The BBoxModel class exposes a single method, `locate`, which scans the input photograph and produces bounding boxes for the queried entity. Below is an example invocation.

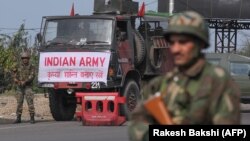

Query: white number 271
[91,82,100,89]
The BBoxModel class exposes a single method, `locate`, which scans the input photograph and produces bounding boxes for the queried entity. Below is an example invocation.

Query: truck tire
[121,80,140,119]
[133,30,145,66]
[149,47,163,70]
[48,89,76,121]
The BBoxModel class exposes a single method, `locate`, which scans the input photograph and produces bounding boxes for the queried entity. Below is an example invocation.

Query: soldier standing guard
[13,52,36,124]
[128,11,240,141]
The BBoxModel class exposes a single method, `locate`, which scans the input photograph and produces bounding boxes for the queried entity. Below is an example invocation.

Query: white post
[169,0,174,16]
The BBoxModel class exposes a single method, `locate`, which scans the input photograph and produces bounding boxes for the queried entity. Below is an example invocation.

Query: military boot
[30,114,35,124]
[13,115,21,124]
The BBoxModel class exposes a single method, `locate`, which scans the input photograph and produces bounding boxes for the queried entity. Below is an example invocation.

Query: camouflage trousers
[16,87,35,116]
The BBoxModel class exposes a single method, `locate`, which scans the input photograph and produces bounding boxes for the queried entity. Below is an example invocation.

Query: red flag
[138,2,145,17]
[70,3,75,16]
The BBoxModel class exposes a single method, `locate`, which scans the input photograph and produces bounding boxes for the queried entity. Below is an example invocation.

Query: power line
[145,0,157,6]
[0,32,17,35]
[0,27,40,31]
[177,0,197,11]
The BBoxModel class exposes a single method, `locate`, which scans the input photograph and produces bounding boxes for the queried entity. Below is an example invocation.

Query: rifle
[143,92,173,125]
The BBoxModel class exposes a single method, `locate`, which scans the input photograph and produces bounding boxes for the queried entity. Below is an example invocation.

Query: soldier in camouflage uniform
[128,11,240,141]
[13,52,36,124]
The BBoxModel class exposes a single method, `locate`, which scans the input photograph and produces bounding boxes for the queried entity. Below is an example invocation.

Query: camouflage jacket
[128,58,240,141]
[14,63,35,87]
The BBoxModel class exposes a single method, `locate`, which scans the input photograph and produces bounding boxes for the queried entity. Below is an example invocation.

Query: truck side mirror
[119,32,127,41]
[36,33,42,43]
[248,70,250,77]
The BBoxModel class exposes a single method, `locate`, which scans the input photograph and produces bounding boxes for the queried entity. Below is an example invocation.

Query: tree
[11,23,28,48]
[237,41,250,57]
[0,23,40,93]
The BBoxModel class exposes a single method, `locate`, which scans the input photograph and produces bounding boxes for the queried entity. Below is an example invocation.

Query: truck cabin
[40,16,115,48]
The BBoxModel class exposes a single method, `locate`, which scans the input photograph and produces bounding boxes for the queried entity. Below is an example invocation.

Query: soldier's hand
[17,81,22,86]
[17,81,25,86]
[14,79,19,83]
[20,81,25,86]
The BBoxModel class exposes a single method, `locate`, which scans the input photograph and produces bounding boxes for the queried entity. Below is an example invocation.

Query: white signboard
[38,52,111,83]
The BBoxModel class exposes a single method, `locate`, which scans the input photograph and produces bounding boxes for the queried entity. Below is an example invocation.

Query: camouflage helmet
[164,11,209,48]
[21,52,30,59]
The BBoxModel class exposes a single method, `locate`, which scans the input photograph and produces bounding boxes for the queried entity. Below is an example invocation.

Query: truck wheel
[121,80,140,119]
[149,47,163,70]
[48,89,76,121]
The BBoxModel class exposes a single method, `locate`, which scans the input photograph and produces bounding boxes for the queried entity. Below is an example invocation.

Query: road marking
[0,122,73,130]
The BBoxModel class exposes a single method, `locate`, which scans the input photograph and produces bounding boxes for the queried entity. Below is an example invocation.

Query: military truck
[205,53,250,103]
[37,0,174,121]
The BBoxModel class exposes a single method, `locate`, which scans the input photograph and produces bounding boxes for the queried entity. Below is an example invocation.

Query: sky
[0,0,249,52]
[0,0,157,45]
[0,0,156,31]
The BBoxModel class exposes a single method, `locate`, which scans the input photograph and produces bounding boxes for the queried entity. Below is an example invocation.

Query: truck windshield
[44,19,113,46]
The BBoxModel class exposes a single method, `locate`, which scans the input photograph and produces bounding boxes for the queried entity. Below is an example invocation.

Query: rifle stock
[143,94,173,125]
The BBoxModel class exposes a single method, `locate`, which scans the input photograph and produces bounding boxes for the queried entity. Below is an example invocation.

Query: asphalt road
[0,121,129,141]
[0,113,249,141]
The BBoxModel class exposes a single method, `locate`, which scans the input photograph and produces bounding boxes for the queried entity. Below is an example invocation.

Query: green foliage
[0,24,41,94]
[237,43,250,57]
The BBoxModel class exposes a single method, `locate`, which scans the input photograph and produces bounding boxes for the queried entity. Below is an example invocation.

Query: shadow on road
[0,118,54,125]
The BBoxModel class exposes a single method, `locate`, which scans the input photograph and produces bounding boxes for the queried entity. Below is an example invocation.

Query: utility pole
[169,0,174,15]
